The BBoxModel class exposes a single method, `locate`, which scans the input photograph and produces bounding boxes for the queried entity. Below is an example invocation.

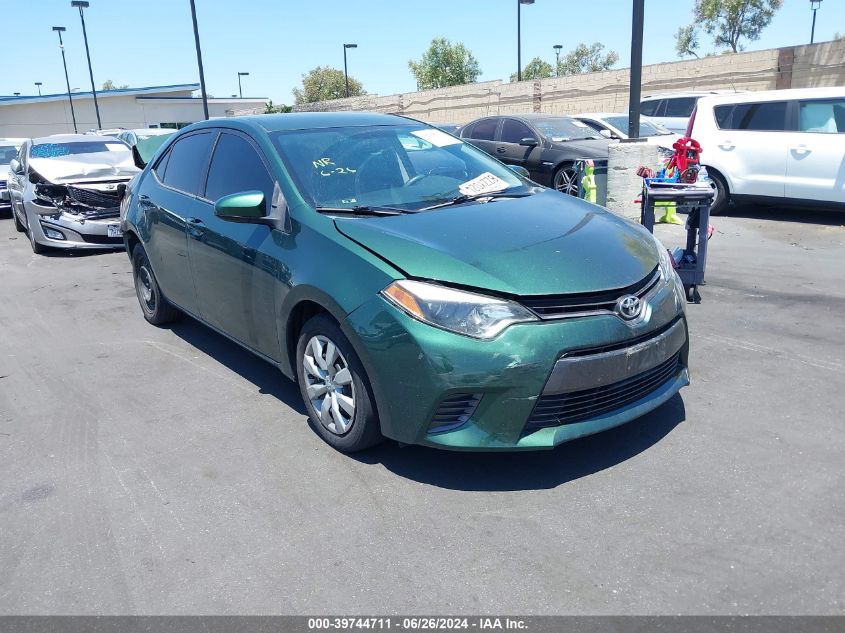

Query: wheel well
[704,166,729,192]
[286,300,334,377]
[124,230,140,257]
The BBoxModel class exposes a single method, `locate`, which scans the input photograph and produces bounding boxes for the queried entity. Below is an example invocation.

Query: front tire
[131,245,180,325]
[27,216,47,254]
[296,314,383,452]
[12,204,25,233]
[553,163,579,196]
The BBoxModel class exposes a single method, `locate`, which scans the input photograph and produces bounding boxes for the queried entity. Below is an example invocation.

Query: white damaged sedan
[7,134,140,253]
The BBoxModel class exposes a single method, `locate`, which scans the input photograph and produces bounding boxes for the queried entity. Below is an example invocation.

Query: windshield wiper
[315,205,407,217]
[417,191,533,212]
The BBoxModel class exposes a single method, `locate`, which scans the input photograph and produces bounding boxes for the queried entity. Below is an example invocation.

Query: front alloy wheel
[302,335,356,435]
[553,165,579,196]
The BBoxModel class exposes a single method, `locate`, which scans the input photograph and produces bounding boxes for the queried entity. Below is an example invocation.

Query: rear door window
[161,132,215,196]
[499,119,534,144]
[798,98,845,134]
[467,118,498,141]
[640,100,660,117]
[204,132,274,205]
[664,97,697,118]
[714,101,788,131]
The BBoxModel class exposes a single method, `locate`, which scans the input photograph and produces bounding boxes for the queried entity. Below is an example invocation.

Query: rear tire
[131,244,180,325]
[296,314,383,453]
[708,170,729,216]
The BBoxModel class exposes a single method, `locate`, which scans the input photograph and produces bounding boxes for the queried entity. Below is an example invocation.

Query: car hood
[29,151,140,184]
[334,190,659,296]
[548,138,611,158]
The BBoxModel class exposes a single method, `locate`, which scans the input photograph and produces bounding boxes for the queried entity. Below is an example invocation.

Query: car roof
[642,90,742,100]
[228,111,412,133]
[695,86,845,106]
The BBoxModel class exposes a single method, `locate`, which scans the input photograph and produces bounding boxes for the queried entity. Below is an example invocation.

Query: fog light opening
[40,224,66,241]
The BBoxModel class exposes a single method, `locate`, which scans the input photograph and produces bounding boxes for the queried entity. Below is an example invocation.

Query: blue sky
[2,0,842,104]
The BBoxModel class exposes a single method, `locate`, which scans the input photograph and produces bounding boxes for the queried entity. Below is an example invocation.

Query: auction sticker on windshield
[410,129,462,147]
[458,172,510,197]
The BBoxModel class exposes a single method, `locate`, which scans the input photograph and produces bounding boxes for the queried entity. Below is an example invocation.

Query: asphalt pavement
[0,204,843,615]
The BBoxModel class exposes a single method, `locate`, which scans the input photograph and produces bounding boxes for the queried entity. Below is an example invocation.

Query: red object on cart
[667,137,702,183]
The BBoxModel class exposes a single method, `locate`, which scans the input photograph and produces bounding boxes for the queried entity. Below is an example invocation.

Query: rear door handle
[187,217,205,239]
[496,146,507,154]
[717,141,735,150]
[791,145,811,155]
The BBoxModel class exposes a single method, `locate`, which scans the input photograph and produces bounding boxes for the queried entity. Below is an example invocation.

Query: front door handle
[790,145,811,155]
[496,146,507,154]
[718,141,735,150]
[187,217,205,240]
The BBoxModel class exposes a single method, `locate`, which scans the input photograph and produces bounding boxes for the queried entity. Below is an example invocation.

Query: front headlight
[382,279,537,340]
[654,236,675,282]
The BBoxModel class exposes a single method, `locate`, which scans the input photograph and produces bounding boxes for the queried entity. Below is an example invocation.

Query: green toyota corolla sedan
[121,112,689,453]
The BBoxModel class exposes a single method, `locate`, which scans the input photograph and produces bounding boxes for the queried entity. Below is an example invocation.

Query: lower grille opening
[429,393,481,434]
[80,234,124,245]
[524,353,681,432]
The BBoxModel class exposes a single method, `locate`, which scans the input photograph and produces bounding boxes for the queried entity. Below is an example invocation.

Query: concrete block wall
[294,40,845,123]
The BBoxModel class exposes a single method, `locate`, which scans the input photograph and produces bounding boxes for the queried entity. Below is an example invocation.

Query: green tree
[677,0,784,55]
[510,57,554,82]
[557,43,619,75]
[408,37,481,90]
[675,25,701,58]
[101,79,128,90]
[264,100,293,114]
[292,66,366,104]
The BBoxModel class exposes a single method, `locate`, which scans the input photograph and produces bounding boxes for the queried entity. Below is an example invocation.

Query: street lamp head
[71,1,90,8]
[519,0,535,5]
[810,0,822,8]
[344,43,358,49]
[238,72,249,76]
[553,44,563,51]
[52,26,66,32]
[35,82,42,86]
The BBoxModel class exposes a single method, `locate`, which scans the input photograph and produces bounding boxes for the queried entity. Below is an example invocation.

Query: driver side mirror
[509,165,531,178]
[519,137,539,147]
[9,159,22,175]
[215,190,267,223]
[599,129,620,139]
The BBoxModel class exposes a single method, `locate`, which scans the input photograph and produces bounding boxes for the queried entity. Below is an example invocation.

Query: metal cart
[640,181,714,303]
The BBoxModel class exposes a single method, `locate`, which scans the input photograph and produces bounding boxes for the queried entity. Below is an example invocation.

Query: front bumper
[26,202,125,250]
[344,273,689,451]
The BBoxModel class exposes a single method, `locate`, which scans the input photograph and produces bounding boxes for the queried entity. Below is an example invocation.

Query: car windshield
[0,146,19,164]
[271,124,530,212]
[604,116,672,137]
[30,141,130,158]
[532,118,603,142]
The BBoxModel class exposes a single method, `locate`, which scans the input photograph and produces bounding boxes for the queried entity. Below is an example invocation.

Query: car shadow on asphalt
[354,394,686,491]
[168,316,307,414]
[725,203,845,226]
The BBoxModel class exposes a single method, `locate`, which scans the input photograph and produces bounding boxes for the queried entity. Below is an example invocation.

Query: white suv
[689,87,845,214]
[640,91,740,134]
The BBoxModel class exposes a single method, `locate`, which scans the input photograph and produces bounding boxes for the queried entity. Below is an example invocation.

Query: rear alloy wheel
[553,164,579,196]
[131,245,180,325]
[296,314,382,452]
[708,170,729,216]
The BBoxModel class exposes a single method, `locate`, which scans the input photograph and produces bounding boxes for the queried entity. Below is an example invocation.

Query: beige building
[0,83,268,137]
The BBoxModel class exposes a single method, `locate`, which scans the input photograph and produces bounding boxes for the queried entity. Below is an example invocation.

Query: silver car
[7,134,140,254]
[0,139,24,209]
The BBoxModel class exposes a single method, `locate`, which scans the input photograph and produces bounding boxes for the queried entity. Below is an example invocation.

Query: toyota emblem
[615,294,641,320]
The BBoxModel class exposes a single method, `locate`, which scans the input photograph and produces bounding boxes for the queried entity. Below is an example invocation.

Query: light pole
[553,44,562,77]
[343,43,357,98]
[52,26,78,133]
[71,1,102,129]
[810,0,823,44]
[188,0,209,120]
[627,0,645,141]
[13,92,20,97]
[35,82,43,96]
[237,71,249,98]
[517,0,535,82]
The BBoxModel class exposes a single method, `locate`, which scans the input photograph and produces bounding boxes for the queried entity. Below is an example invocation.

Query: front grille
[519,266,660,318]
[429,393,481,434]
[524,352,681,432]
[80,234,124,245]
[67,186,121,208]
